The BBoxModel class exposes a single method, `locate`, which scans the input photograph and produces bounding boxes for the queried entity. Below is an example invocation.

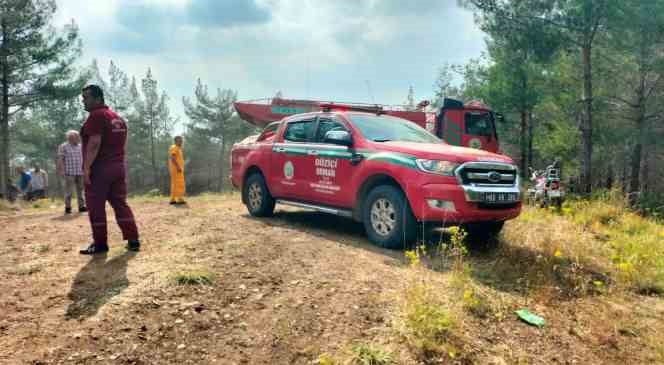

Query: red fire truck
[234,97,502,153]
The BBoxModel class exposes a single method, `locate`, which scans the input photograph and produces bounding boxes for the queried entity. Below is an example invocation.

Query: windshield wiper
[373,138,392,142]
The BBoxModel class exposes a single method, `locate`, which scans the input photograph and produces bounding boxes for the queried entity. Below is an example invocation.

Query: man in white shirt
[57,130,87,214]
[30,165,48,199]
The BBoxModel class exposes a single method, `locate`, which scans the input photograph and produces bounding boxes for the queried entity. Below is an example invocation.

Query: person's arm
[170,154,182,173]
[123,133,129,184]
[83,135,102,185]
[56,146,65,176]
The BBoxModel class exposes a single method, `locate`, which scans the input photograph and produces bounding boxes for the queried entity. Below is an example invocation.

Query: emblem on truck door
[284,161,294,180]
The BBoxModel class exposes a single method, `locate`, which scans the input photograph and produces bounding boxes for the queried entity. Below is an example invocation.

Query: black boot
[126,239,140,252]
[79,243,109,255]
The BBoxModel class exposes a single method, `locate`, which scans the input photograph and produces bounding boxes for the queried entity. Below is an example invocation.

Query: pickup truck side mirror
[494,112,505,123]
[324,130,352,147]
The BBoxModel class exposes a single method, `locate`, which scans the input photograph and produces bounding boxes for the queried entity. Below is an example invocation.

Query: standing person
[57,130,87,214]
[16,166,32,200]
[79,84,140,255]
[168,136,186,205]
[30,165,48,199]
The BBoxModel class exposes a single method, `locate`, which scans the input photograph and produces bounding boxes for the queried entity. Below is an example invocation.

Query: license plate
[482,192,519,203]
[549,191,561,197]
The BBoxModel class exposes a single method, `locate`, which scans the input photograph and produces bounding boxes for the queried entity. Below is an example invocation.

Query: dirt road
[0,195,661,364]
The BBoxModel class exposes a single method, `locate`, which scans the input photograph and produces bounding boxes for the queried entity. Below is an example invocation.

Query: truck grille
[456,162,518,187]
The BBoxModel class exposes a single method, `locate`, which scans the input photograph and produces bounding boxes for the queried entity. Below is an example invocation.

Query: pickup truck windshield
[349,114,441,143]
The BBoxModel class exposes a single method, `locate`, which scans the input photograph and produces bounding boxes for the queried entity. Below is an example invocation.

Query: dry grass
[0,199,14,212]
[13,263,42,276]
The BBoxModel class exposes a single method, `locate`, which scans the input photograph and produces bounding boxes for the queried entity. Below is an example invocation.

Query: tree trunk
[527,111,534,173]
[621,147,629,193]
[640,146,648,193]
[0,20,9,199]
[519,110,527,177]
[628,141,642,206]
[628,71,647,206]
[218,137,225,192]
[207,161,212,191]
[580,43,593,195]
[149,114,157,188]
[606,159,613,190]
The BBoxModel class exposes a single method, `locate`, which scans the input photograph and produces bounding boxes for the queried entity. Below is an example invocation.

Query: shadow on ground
[245,209,494,268]
[246,209,611,298]
[51,213,84,222]
[65,251,137,320]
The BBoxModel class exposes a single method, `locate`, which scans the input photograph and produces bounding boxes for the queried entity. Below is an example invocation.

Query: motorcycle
[527,165,564,208]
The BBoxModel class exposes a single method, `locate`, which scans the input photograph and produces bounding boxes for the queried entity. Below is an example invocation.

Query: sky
[53,0,487,126]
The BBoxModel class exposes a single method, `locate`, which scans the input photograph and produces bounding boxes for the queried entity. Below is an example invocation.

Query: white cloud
[54,0,487,128]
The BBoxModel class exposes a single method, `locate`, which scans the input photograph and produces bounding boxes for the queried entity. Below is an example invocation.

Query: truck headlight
[415,159,459,176]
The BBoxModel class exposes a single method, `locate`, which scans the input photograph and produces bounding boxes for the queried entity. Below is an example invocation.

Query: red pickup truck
[231,108,521,248]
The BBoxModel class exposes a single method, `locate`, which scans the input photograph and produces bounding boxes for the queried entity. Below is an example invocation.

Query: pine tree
[139,68,174,189]
[183,79,253,191]
[0,0,84,198]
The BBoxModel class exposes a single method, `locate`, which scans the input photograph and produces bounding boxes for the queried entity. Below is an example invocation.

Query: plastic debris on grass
[515,309,545,328]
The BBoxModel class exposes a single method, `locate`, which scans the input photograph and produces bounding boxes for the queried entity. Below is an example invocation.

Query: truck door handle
[275,147,286,153]
[351,153,363,165]
[307,150,319,156]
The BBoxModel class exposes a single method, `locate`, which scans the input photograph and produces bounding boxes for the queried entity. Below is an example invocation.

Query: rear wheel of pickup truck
[461,221,504,244]
[244,173,275,217]
[363,185,416,249]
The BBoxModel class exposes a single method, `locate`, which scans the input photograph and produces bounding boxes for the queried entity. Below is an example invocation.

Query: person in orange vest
[168,136,186,205]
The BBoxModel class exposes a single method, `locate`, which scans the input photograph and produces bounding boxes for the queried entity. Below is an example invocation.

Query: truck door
[462,111,499,153]
[437,109,465,147]
[305,117,355,207]
[271,118,316,200]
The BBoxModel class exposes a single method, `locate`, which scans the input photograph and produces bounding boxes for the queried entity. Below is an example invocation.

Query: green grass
[400,283,456,355]
[514,193,664,295]
[170,269,215,286]
[316,353,337,365]
[32,244,50,253]
[348,343,394,365]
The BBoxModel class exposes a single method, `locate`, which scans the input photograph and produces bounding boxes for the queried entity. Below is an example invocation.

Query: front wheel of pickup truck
[243,173,275,217]
[363,185,416,249]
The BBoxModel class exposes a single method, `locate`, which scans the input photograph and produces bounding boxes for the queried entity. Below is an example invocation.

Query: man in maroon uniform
[79,85,140,254]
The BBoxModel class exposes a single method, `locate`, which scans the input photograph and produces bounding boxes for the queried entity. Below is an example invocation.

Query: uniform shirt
[58,142,83,176]
[169,145,184,173]
[31,170,48,190]
[81,105,127,167]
